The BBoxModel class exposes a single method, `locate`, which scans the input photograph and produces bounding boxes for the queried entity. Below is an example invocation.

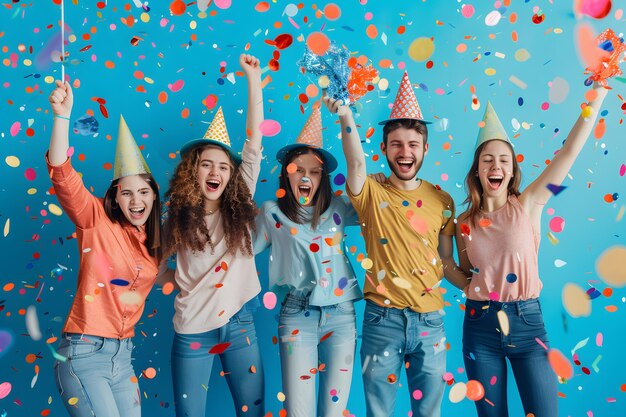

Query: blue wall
[1,1,624,415]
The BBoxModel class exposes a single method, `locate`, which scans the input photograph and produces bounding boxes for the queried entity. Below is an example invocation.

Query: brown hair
[277,147,332,230]
[163,144,257,259]
[103,173,162,261]
[463,140,522,225]
[382,119,429,146]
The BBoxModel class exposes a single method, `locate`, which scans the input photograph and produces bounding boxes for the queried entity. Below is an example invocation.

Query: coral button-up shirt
[47,156,159,339]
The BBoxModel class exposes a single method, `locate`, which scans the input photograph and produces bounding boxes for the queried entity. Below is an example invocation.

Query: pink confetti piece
[10,121,21,137]
[262,291,277,309]
[24,168,36,181]
[620,164,625,176]
[535,337,549,351]
[189,342,201,350]
[0,382,11,399]
[214,0,232,9]
[66,146,75,158]
[168,79,185,92]
[596,332,603,347]
[259,119,281,137]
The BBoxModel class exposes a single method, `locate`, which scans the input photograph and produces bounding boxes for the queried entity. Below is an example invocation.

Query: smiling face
[477,139,515,202]
[381,126,428,182]
[115,175,156,227]
[196,146,233,210]
[286,150,324,206]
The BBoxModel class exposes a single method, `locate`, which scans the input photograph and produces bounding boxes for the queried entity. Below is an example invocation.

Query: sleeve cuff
[45,152,74,181]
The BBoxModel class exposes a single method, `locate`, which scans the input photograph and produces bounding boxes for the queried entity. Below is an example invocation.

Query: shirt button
[503,305,508,309]
[131,288,136,291]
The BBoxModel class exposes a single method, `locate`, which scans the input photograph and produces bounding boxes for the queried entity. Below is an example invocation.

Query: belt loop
[516,301,522,316]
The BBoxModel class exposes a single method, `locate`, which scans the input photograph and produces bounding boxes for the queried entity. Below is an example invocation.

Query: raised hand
[321,93,350,117]
[48,80,73,117]
[240,53,261,79]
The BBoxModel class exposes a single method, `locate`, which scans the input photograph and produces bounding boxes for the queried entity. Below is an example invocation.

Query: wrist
[54,114,71,121]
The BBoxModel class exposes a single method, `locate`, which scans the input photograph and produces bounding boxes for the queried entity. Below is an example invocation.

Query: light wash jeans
[54,333,140,417]
[278,293,357,417]
[360,300,447,417]
[463,298,558,417]
[171,299,264,417]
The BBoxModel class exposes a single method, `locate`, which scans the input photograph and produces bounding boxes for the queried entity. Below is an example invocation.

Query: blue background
[1,0,625,416]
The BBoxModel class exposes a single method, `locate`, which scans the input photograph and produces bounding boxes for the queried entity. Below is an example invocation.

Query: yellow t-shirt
[348,177,455,312]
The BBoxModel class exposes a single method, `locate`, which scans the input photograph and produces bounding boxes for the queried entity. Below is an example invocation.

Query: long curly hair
[163,144,257,259]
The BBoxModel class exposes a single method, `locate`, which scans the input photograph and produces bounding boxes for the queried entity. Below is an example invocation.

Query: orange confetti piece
[306,32,330,56]
[548,348,573,380]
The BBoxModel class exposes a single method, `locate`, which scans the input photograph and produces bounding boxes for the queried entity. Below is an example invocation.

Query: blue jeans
[278,293,357,417]
[360,300,447,417]
[54,333,140,417]
[463,298,558,417]
[171,300,264,417]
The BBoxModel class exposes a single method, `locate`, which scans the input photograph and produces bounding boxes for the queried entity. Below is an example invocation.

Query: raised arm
[48,80,74,165]
[322,95,367,195]
[520,82,608,219]
[240,54,264,153]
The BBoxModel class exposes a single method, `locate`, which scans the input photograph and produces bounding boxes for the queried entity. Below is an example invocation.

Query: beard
[387,156,424,181]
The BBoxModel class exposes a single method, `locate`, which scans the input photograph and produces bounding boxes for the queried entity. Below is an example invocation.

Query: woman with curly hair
[161,54,265,417]
[254,103,362,417]
[455,81,608,417]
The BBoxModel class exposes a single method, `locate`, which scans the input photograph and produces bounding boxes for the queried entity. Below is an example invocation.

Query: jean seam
[68,356,97,416]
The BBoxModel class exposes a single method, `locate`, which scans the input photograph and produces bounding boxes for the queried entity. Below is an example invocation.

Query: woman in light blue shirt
[255,104,362,417]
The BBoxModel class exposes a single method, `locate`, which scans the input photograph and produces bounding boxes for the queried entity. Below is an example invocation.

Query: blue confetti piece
[442,209,452,218]
[73,115,99,136]
[333,173,346,186]
[402,200,409,207]
[338,277,348,290]
[586,288,602,300]
[333,212,342,225]
[546,183,567,196]
[110,278,130,286]
[506,273,517,283]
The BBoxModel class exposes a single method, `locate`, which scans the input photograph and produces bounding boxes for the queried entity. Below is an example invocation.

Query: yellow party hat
[180,106,240,164]
[475,101,511,149]
[113,115,151,180]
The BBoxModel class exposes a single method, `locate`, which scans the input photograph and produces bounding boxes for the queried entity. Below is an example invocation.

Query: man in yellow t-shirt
[323,71,467,417]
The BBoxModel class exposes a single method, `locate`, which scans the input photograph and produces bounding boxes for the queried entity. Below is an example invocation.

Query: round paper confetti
[448,381,467,403]
[408,37,435,62]
[0,382,12,399]
[562,283,591,317]
[548,348,573,380]
[263,291,277,309]
[596,245,626,287]
[259,120,281,137]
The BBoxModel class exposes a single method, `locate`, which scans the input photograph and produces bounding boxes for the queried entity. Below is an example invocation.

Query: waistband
[465,297,540,314]
[365,300,443,319]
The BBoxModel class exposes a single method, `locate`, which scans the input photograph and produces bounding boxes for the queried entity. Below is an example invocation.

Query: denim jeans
[278,293,357,417]
[54,333,140,417]
[171,300,265,417]
[463,298,558,417]
[360,300,447,417]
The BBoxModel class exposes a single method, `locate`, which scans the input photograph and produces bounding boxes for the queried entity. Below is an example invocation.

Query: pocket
[280,302,305,317]
[464,304,489,322]
[69,337,105,360]
[363,309,383,326]
[125,339,134,352]
[235,310,254,325]
[424,313,444,328]
[336,301,355,314]
[520,303,545,326]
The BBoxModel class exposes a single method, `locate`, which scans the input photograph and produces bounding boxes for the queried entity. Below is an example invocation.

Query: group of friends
[46,53,609,417]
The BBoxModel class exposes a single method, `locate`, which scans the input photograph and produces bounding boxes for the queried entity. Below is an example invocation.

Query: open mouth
[129,207,145,218]
[487,175,504,190]
[396,159,415,173]
[298,185,311,198]
[206,179,221,192]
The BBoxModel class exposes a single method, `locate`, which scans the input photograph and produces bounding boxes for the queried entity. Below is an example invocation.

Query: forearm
[245,75,264,152]
[338,110,366,192]
[442,257,470,290]
[48,118,71,166]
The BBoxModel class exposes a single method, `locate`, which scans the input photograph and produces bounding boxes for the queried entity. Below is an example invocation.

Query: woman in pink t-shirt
[455,81,608,417]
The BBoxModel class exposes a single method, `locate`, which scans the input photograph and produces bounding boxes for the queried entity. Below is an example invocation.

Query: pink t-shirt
[458,195,543,302]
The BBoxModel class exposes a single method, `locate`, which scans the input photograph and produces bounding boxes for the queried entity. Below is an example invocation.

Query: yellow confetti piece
[361,258,373,270]
[84,294,94,302]
[408,37,435,62]
[484,68,497,76]
[68,397,79,406]
[277,392,286,402]
[392,277,412,289]
[596,245,626,287]
[3,218,9,237]
[497,310,510,336]
[5,156,20,167]
[562,283,591,317]
[48,203,63,216]
[27,188,37,195]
